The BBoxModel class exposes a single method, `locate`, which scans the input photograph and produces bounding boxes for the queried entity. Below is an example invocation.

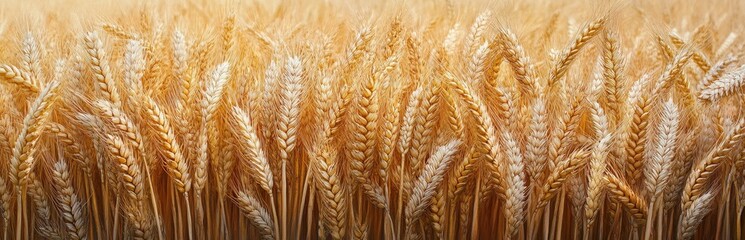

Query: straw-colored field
[0,0,743,239]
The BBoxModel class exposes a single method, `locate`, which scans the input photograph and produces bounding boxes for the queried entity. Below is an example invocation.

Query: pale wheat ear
[678,190,716,240]
[405,140,460,233]
[699,64,745,101]
[231,106,273,195]
[585,101,611,230]
[51,160,88,240]
[234,190,275,240]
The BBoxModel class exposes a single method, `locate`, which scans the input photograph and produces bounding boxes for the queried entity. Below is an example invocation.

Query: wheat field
[0,0,744,239]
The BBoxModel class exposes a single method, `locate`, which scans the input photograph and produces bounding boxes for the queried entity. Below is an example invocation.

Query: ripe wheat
[0,0,744,239]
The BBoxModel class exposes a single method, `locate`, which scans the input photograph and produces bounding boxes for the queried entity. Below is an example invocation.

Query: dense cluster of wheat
[1,0,744,239]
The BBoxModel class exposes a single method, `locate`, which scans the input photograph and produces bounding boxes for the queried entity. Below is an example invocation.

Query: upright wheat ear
[526,96,548,184]
[123,39,146,109]
[601,31,624,123]
[20,32,41,84]
[85,31,121,106]
[624,91,651,187]
[644,99,678,200]
[585,101,611,229]
[277,56,302,161]
[9,81,60,188]
[202,62,231,195]
[142,96,191,193]
[51,160,88,240]
[313,143,347,240]
[348,61,386,208]
[500,130,527,238]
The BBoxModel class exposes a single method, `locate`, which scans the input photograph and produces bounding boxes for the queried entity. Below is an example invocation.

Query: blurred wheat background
[0,0,744,239]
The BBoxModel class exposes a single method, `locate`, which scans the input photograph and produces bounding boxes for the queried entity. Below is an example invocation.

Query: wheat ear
[20,32,41,85]
[644,99,678,199]
[235,191,275,240]
[142,96,191,193]
[380,94,402,183]
[46,122,92,177]
[699,64,745,101]
[500,130,527,238]
[463,11,491,57]
[678,191,716,240]
[231,106,274,195]
[405,140,460,227]
[104,134,146,205]
[585,101,611,229]
[605,174,648,222]
[27,174,63,239]
[9,81,60,187]
[202,62,231,194]
[624,92,651,186]
[498,27,536,94]
[84,31,121,106]
[548,17,606,87]
[681,119,745,210]
[51,160,88,240]
[348,63,387,208]
[698,54,737,91]
[0,64,39,93]
[445,73,504,195]
[601,31,624,123]
[534,149,590,214]
[313,143,348,240]
[409,82,440,174]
